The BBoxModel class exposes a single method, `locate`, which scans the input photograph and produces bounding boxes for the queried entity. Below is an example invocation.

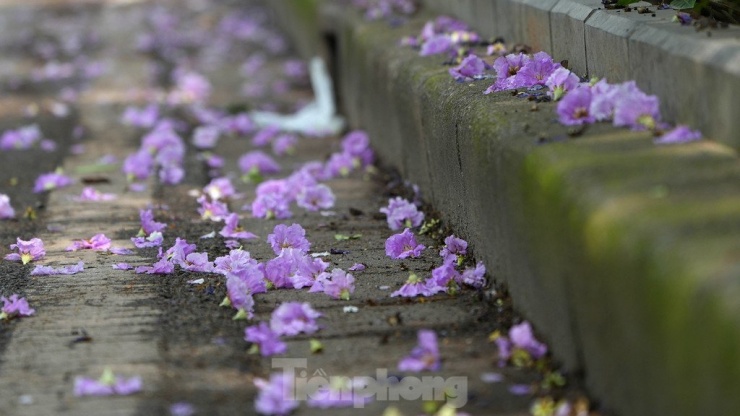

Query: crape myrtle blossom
[429,257,461,293]
[485,52,560,94]
[495,321,548,366]
[252,125,280,147]
[556,86,595,126]
[0,124,42,150]
[66,233,112,252]
[132,231,164,248]
[254,373,299,416]
[181,252,214,273]
[213,248,260,276]
[220,213,258,240]
[391,273,437,298]
[75,186,117,202]
[223,275,256,320]
[267,223,311,255]
[249,179,293,219]
[271,133,298,156]
[385,228,425,259]
[545,66,580,101]
[0,294,35,320]
[439,234,467,264]
[239,150,281,182]
[203,176,237,201]
[264,248,322,289]
[380,197,424,230]
[121,104,159,128]
[138,208,167,236]
[244,322,287,357]
[398,329,441,372]
[220,112,255,135]
[74,368,142,397]
[168,70,211,105]
[0,194,15,219]
[191,125,221,149]
[654,125,702,145]
[33,170,73,193]
[270,301,321,336]
[449,54,489,82]
[296,184,335,212]
[197,195,230,222]
[5,237,45,264]
[461,261,487,289]
[321,268,355,300]
[31,261,84,276]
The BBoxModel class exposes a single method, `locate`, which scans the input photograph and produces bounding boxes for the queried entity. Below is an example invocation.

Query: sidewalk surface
[0,1,596,415]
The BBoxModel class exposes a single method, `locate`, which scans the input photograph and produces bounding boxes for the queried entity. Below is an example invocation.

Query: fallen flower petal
[30,261,84,276]
[0,294,35,320]
[398,329,441,372]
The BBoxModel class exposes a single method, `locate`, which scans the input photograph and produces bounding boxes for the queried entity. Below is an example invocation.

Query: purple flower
[348,263,366,272]
[272,134,298,156]
[461,261,486,288]
[113,263,133,270]
[135,257,175,275]
[191,125,221,149]
[0,294,35,319]
[0,194,15,219]
[239,150,281,180]
[379,197,424,230]
[30,261,84,276]
[252,125,280,147]
[324,152,356,178]
[385,228,425,259]
[307,379,372,408]
[163,238,197,266]
[219,213,258,240]
[197,195,230,222]
[139,209,167,236]
[33,170,73,193]
[221,113,255,135]
[73,368,142,397]
[123,149,154,181]
[297,184,336,212]
[254,373,298,416]
[132,231,164,248]
[224,275,256,319]
[449,54,488,81]
[322,268,355,300]
[484,53,531,94]
[612,84,661,130]
[66,233,112,252]
[545,67,580,101]
[420,34,453,56]
[439,234,468,263]
[557,86,595,126]
[675,11,692,25]
[341,130,370,156]
[214,249,258,275]
[203,177,237,201]
[654,125,702,145]
[509,321,548,360]
[0,124,42,150]
[270,301,322,336]
[75,186,117,202]
[181,252,214,273]
[391,273,435,297]
[121,104,159,128]
[430,257,461,289]
[5,237,45,264]
[245,322,287,356]
[516,51,560,86]
[398,329,441,372]
[267,223,311,255]
[169,402,196,416]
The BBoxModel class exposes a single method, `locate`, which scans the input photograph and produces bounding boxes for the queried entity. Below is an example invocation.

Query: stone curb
[423,0,740,151]
[269,2,740,416]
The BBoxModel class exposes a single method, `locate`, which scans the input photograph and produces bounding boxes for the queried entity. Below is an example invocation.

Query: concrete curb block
[421,0,740,151]
[270,3,740,416]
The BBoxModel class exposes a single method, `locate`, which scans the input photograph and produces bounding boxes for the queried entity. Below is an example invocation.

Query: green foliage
[670,0,697,9]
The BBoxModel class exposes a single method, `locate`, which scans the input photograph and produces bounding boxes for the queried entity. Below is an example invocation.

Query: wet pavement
[0,1,597,415]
